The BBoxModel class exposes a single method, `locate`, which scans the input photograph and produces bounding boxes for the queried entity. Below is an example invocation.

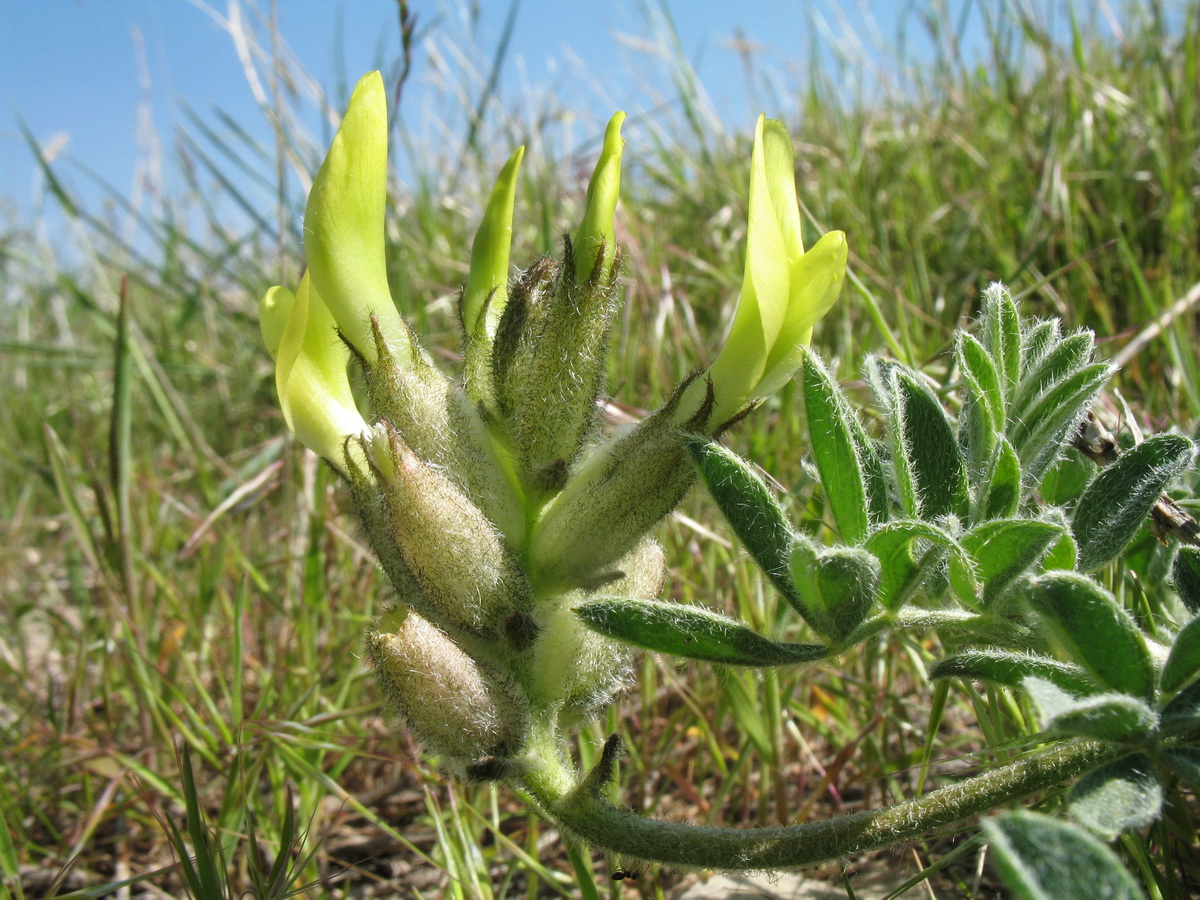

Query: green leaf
[172,743,225,900]
[723,672,772,757]
[865,520,975,610]
[1041,515,1079,570]
[1162,677,1200,725]
[1011,331,1094,414]
[957,332,1003,483]
[0,799,20,900]
[788,536,880,643]
[981,283,1022,397]
[1072,434,1195,572]
[862,353,898,410]
[962,519,1064,605]
[1039,451,1096,505]
[1162,748,1200,790]
[574,598,827,667]
[958,332,1004,429]
[800,352,872,544]
[893,606,1036,646]
[983,811,1146,900]
[1070,753,1163,839]
[892,370,971,520]
[1011,362,1112,485]
[1161,614,1200,694]
[928,650,1096,696]
[689,439,796,602]
[1020,319,1061,371]
[1026,572,1155,700]
[981,436,1023,521]
[1044,692,1158,743]
[1171,546,1200,614]
[852,430,891,526]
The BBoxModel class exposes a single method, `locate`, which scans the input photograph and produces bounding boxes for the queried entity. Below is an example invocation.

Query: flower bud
[343,459,428,606]
[530,592,632,720]
[604,537,667,599]
[528,538,664,716]
[530,381,710,589]
[491,258,557,407]
[267,272,367,475]
[458,144,525,362]
[368,607,528,761]
[484,117,627,487]
[572,112,625,282]
[492,255,619,488]
[365,423,533,638]
[304,71,409,367]
[505,257,623,487]
[358,317,522,542]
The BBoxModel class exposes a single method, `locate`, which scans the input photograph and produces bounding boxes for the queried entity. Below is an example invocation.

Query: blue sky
[0,2,947,210]
[0,0,1110,233]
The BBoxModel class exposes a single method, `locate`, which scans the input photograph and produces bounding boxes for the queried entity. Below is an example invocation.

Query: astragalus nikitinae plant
[256,69,850,862]
[257,69,1200,885]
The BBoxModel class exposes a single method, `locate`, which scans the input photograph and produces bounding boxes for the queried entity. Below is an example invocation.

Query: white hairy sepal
[490,256,625,491]
[364,422,533,638]
[367,607,528,761]
[529,594,631,718]
[359,317,523,542]
[503,253,621,485]
[528,539,666,719]
[529,385,708,591]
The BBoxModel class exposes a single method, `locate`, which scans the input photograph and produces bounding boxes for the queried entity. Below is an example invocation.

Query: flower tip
[572,112,626,280]
[462,145,527,337]
[603,111,626,147]
[352,70,385,102]
[809,229,850,274]
[303,65,401,366]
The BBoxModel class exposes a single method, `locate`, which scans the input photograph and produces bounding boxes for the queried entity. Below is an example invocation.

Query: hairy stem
[519,738,1122,870]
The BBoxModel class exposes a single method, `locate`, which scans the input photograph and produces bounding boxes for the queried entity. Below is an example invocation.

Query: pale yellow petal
[304,71,405,365]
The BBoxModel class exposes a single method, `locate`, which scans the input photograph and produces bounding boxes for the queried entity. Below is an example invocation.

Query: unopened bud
[368,607,528,761]
[258,285,294,359]
[504,246,622,485]
[483,118,628,487]
[361,318,524,542]
[529,592,632,721]
[602,537,668,598]
[343,459,428,606]
[530,381,710,589]
[462,146,525,393]
[572,112,625,282]
[365,423,532,637]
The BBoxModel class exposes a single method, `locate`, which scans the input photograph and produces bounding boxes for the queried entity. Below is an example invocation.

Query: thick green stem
[519,739,1122,870]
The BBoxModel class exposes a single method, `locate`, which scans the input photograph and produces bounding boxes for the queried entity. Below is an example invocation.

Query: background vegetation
[2,1,1198,897]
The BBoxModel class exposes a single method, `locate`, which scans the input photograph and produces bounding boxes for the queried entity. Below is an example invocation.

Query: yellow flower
[264,271,366,475]
[683,115,848,425]
[302,71,409,366]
